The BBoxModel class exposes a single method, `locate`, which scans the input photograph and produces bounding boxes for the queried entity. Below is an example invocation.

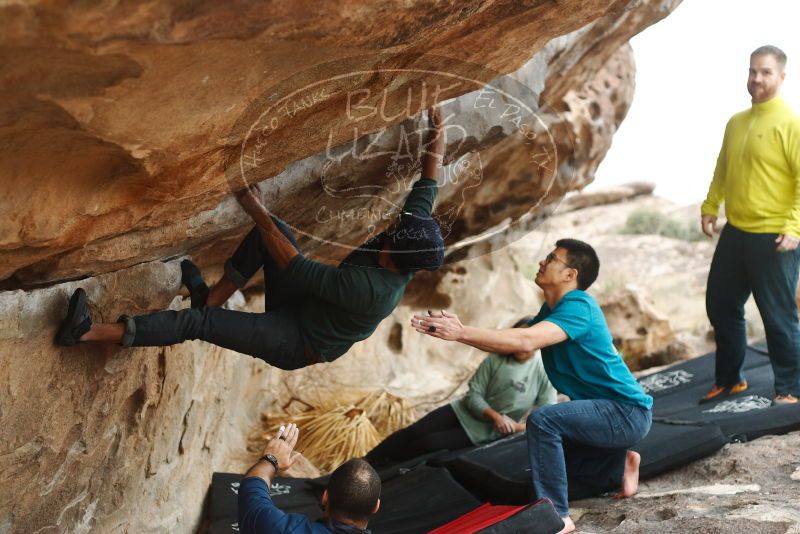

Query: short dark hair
[751,45,787,69]
[555,238,599,290]
[388,213,445,273]
[327,459,381,522]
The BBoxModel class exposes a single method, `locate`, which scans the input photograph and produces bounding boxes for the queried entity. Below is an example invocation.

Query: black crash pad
[307,450,447,490]
[475,500,564,534]
[443,420,731,505]
[638,342,800,442]
[208,465,480,534]
[429,500,563,534]
[369,465,482,533]
[440,342,800,506]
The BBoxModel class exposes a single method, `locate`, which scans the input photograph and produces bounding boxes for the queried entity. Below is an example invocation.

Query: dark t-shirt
[284,178,438,361]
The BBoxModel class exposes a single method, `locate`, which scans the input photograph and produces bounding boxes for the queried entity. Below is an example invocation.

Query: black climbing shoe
[181,259,209,308]
[55,288,92,346]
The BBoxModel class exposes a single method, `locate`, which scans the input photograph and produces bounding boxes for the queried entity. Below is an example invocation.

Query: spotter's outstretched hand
[411,309,463,341]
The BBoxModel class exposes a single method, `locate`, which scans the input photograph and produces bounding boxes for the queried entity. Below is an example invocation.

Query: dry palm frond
[358,390,417,435]
[251,389,416,473]
[255,405,382,472]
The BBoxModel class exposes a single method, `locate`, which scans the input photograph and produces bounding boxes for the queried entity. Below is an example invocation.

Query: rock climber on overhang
[54,106,446,370]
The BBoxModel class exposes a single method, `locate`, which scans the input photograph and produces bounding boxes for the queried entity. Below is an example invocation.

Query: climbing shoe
[698,380,748,404]
[55,288,92,346]
[181,259,209,308]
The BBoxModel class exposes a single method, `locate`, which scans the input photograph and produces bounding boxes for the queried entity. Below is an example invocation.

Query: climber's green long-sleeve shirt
[701,97,800,237]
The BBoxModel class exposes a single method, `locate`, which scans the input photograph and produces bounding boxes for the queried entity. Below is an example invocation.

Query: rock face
[600,285,690,371]
[0,261,277,533]
[0,1,682,532]
[0,0,679,287]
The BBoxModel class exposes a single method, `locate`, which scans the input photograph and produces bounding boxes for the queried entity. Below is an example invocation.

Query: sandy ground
[572,432,800,533]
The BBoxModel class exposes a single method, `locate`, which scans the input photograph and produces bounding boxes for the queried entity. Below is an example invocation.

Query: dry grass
[358,390,417,435]
[250,390,417,473]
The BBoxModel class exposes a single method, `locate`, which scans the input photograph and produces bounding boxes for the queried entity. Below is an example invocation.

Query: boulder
[0,0,682,531]
[1,0,679,287]
[561,181,656,211]
[600,285,690,371]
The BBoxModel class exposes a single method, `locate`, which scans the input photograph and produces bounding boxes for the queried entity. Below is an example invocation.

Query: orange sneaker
[773,394,798,406]
[698,381,748,404]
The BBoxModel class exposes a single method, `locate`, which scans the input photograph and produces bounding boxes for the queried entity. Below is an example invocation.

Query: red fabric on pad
[428,502,526,533]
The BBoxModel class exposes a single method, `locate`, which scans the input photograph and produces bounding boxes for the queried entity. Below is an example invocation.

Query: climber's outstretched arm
[236,185,299,270]
[421,105,444,182]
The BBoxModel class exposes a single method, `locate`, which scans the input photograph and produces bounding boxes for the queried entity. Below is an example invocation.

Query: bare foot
[616,450,640,498]
[557,516,576,534]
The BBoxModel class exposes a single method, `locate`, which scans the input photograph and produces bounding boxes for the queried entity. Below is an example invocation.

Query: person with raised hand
[411,239,652,534]
[238,422,381,534]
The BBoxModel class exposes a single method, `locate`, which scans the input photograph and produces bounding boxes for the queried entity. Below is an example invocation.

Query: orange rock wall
[0,1,681,531]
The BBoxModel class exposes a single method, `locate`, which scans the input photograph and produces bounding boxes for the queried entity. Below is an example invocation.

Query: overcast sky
[590,0,800,205]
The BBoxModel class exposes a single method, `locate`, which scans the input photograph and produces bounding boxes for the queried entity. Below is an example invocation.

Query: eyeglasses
[545,252,575,269]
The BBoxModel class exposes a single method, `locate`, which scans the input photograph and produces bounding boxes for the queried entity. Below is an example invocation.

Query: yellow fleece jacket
[702,96,800,237]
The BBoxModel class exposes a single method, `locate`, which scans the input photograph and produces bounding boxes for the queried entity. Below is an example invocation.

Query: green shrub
[621,209,704,242]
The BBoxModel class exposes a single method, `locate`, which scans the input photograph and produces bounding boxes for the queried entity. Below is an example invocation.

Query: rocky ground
[573,432,800,533]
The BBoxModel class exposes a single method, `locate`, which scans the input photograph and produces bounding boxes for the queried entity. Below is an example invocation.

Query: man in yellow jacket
[701,45,800,405]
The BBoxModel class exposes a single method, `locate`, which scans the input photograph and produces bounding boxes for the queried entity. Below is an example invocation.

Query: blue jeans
[526,399,652,517]
[120,219,312,370]
[706,224,800,396]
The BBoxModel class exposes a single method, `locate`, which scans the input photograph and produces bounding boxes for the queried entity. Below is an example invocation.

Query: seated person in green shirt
[365,317,557,466]
[55,107,446,371]
[412,239,652,534]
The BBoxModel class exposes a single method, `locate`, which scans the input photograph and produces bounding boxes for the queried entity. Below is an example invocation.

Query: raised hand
[429,105,444,131]
[410,309,463,341]
[262,422,302,473]
[422,105,445,179]
[237,183,266,219]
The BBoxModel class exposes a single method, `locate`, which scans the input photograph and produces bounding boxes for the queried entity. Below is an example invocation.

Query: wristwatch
[260,453,279,472]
